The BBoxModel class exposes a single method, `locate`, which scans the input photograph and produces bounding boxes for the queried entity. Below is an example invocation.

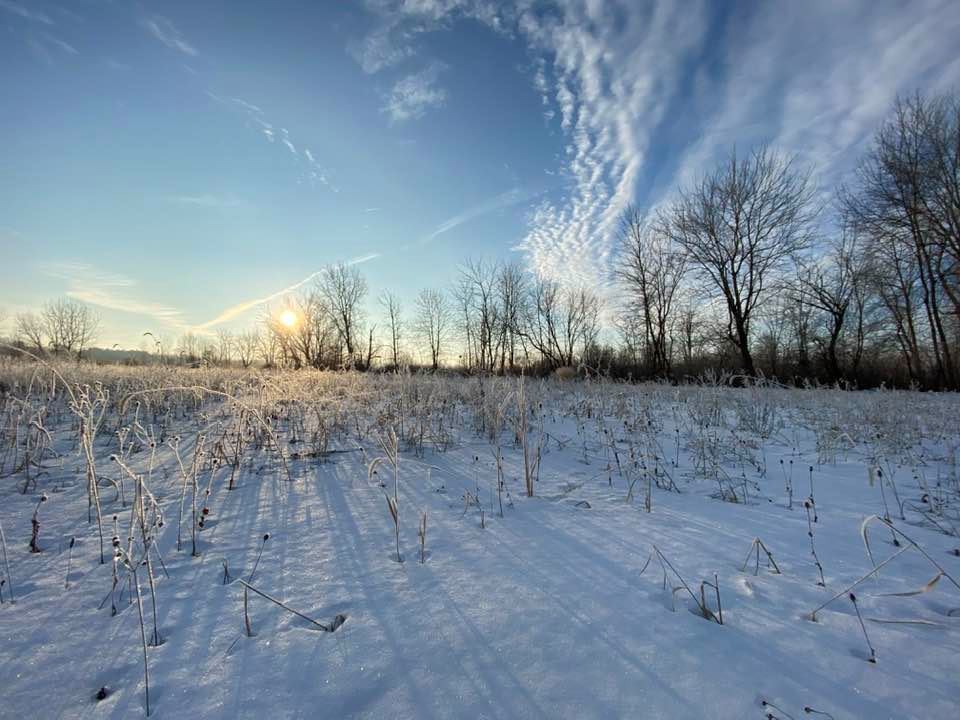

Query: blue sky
[2,0,959,348]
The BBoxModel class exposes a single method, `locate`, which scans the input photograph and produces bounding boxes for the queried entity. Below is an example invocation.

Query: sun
[279,309,298,328]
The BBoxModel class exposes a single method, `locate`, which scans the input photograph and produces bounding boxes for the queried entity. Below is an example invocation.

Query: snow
[0,371,958,719]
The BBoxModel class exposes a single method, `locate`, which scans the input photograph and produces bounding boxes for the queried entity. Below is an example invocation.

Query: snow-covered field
[0,364,958,719]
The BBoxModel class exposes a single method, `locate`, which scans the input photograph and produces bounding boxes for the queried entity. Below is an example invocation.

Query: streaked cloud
[0,0,52,24]
[359,0,960,293]
[168,194,243,209]
[512,2,708,289]
[141,15,198,57]
[384,62,447,123]
[43,33,77,55]
[206,91,335,190]
[425,187,527,243]
[42,263,184,327]
[197,253,381,329]
[663,0,960,211]
[359,1,702,288]
[26,31,79,65]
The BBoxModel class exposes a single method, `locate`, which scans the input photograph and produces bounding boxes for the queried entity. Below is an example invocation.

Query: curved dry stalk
[860,515,960,593]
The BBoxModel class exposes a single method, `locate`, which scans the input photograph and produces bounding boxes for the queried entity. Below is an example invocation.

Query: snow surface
[0,374,958,719]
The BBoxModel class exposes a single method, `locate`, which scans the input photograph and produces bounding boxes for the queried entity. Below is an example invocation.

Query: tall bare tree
[236,330,260,368]
[496,261,528,371]
[616,205,686,375]
[216,329,235,366]
[455,259,502,372]
[413,288,451,370]
[843,92,959,387]
[318,263,367,365]
[664,146,816,375]
[379,291,403,369]
[791,231,866,381]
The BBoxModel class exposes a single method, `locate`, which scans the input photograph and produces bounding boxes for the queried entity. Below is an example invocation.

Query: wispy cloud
[41,255,384,336]
[168,194,243,209]
[348,0,511,75]
[349,23,415,74]
[360,0,960,292]
[0,0,52,24]
[513,2,707,289]
[348,252,381,265]
[425,187,527,243]
[42,263,184,327]
[141,15,197,56]
[206,91,335,190]
[197,253,381,329]
[359,1,703,288]
[26,32,79,65]
[384,62,447,123]
[662,1,960,210]
[231,97,263,114]
[43,33,78,55]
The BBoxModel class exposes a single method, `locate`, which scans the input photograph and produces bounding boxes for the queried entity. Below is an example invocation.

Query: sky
[1,0,959,349]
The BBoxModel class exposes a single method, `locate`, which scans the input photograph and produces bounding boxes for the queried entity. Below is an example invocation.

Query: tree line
[4,92,958,389]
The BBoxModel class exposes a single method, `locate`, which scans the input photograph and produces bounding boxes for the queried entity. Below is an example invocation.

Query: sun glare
[279,309,298,328]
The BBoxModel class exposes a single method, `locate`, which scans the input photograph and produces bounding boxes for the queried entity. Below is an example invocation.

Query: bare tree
[36,299,100,360]
[455,259,502,372]
[236,330,260,368]
[755,297,791,378]
[318,263,367,365]
[496,261,528,371]
[293,293,329,369]
[41,300,71,355]
[842,93,959,387]
[15,312,46,354]
[413,288,451,370]
[72,302,100,361]
[672,299,705,371]
[379,291,403,369]
[363,325,381,369]
[216,329,235,366]
[257,327,281,368]
[791,231,866,381]
[177,332,202,363]
[616,205,686,375]
[521,278,601,369]
[664,146,816,376]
